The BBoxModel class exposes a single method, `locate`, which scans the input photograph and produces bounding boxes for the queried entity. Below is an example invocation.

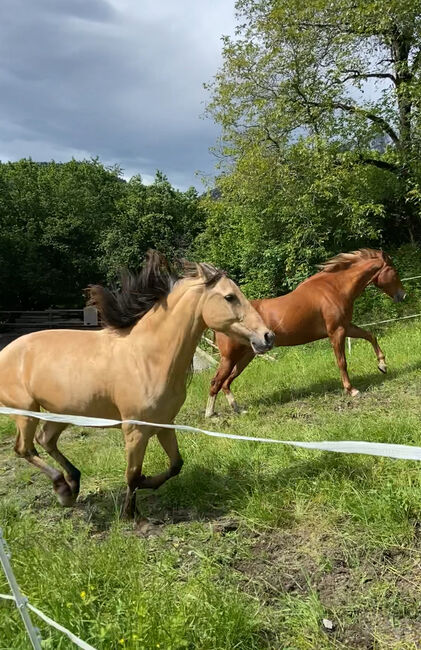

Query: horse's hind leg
[221,349,255,413]
[36,422,81,500]
[14,415,75,507]
[346,323,386,373]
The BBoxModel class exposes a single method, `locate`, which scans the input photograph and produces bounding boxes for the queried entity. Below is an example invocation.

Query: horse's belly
[273,311,327,346]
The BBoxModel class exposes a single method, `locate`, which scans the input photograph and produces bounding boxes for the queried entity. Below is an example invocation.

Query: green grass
[1,320,421,649]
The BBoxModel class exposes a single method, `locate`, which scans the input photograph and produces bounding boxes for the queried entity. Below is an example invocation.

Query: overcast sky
[0,0,236,189]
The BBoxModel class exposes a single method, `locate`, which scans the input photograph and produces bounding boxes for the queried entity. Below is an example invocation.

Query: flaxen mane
[87,250,225,329]
[318,249,391,273]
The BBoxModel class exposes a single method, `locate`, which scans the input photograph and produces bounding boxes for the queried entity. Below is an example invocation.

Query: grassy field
[0,320,421,649]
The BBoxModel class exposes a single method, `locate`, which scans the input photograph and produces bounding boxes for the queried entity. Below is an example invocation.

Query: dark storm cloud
[0,0,235,188]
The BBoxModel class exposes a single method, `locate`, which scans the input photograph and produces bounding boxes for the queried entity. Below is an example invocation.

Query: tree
[0,159,124,308]
[206,0,421,243]
[99,171,205,282]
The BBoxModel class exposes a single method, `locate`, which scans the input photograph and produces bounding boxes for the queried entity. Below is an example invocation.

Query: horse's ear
[180,258,200,278]
[198,262,219,283]
[180,258,225,285]
[380,249,392,265]
[180,259,217,281]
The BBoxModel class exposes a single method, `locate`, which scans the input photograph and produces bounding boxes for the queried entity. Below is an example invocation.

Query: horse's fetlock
[170,458,184,477]
[53,475,77,506]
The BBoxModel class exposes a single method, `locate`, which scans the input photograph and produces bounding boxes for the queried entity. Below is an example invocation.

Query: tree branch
[357,156,400,173]
[306,99,400,145]
[338,70,396,84]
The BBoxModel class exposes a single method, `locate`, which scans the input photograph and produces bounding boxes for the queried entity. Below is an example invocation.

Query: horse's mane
[86,250,225,330]
[318,248,391,273]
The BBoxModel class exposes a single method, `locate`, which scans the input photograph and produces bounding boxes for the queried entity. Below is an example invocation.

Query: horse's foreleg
[156,428,183,482]
[221,350,255,413]
[122,424,153,519]
[346,323,386,373]
[206,356,236,417]
[14,415,75,506]
[36,422,81,501]
[329,327,359,397]
[135,427,183,491]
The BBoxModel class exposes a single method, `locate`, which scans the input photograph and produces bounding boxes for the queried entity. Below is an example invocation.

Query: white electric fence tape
[0,406,421,461]
[0,528,97,650]
[401,274,421,281]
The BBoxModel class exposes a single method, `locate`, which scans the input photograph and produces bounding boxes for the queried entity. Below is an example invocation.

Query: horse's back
[0,329,111,412]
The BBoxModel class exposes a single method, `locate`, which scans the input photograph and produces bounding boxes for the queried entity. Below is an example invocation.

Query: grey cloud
[0,0,235,189]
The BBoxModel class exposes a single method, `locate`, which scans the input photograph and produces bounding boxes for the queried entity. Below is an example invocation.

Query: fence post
[0,529,43,649]
[83,306,98,327]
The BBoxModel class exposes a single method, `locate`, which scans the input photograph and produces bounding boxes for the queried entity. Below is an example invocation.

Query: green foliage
[100,171,205,283]
[0,162,203,308]
[196,139,395,297]
[0,159,124,308]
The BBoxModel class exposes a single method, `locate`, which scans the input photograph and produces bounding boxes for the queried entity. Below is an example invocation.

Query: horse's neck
[131,282,205,384]
[340,259,383,299]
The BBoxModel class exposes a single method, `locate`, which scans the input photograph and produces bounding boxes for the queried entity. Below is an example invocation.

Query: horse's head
[196,264,275,354]
[372,252,406,303]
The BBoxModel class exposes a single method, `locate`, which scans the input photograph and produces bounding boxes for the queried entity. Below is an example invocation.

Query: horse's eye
[224,294,236,302]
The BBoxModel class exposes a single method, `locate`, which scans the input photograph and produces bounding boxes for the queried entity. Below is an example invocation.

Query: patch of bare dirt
[233,521,421,648]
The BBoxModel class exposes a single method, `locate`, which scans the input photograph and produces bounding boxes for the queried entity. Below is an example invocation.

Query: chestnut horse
[0,251,274,518]
[205,249,405,417]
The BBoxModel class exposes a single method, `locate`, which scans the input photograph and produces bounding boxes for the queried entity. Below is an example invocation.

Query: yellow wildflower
[80,591,86,600]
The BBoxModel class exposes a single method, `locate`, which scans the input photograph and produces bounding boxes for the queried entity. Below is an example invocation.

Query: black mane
[86,250,225,329]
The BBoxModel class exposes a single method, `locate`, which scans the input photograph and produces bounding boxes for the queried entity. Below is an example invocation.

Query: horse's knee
[35,436,55,453]
[210,377,223,396]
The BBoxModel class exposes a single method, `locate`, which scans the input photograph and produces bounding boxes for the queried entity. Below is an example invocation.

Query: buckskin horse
[205,249,405,417]
[0,251,274,518]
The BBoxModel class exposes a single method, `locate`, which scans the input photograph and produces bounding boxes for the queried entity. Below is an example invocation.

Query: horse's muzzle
[250,330,275,354]
[393,289,406,303]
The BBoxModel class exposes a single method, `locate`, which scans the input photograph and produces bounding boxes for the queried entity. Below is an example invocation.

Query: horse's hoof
[205,410,218,418]
[53,477,77,507]
[349,388,360,397]
[135,518,162,537]
[378,362,387,374]
[232,402,248,415]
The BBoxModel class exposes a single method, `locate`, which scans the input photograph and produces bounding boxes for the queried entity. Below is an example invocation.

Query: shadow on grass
[63,452,377,532]
[242,359,421,409]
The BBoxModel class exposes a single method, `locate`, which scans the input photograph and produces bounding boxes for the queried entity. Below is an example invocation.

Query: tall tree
[206,0,421,242]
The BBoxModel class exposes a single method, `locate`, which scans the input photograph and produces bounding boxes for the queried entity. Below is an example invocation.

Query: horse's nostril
[264,331,275,347]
